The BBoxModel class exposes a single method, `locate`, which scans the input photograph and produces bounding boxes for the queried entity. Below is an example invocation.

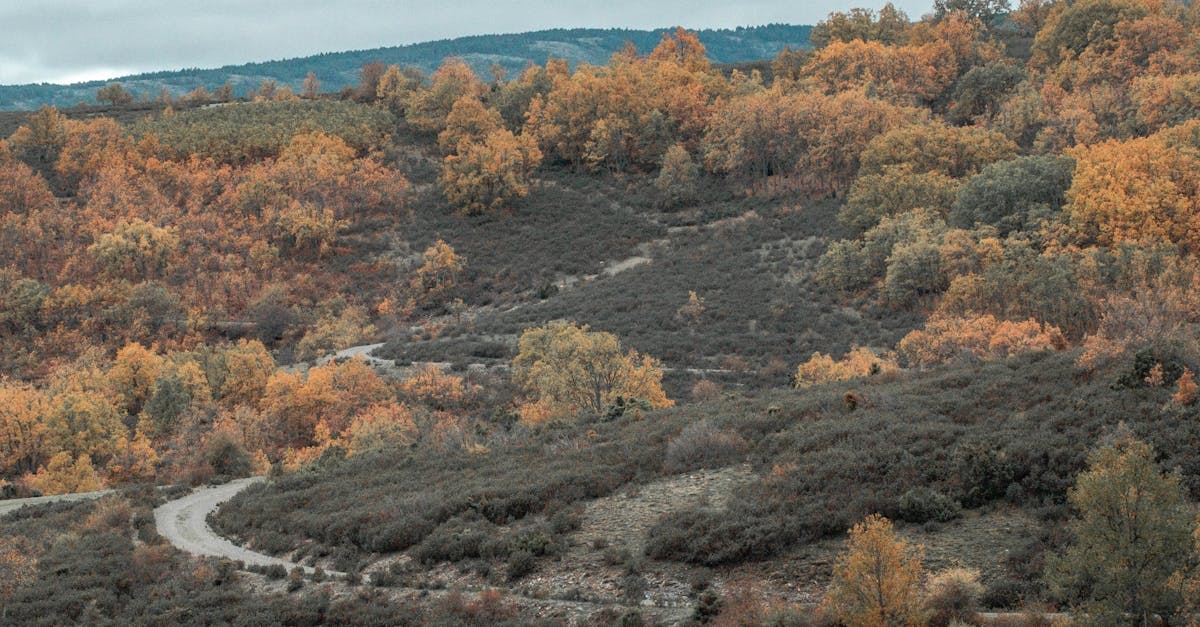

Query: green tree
[951,155,1073,234]
[1045,434,1192,623]
[655,144,700,208]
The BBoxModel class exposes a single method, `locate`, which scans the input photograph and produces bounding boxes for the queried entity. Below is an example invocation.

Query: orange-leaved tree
[823,514,927,626]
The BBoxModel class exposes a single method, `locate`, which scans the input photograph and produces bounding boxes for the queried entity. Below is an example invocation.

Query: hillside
[3,1,1200,624]
[0,24,811,110]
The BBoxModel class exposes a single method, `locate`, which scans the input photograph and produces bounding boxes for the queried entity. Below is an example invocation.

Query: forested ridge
[3,0,1200,623]
[0,24,812,111]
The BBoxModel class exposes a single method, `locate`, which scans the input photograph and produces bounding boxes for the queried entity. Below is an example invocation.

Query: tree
[655,144,700,208]
[823,514,926,627]
[406,57,486,133]
[411,240,465,303]
[950,155,1074,233]
[438,96,504,155]
[376,64,422,114]
[934,0,1011,23]
[810,4,911,48]
[7,105,67,171]
[87,219,180,280]
[0,379,51,476]
[513,321,672,418]
[440,129,541,215]
[859,122,1018,180]
[217,339,276,408]
[840,166,959,233]
[107,342,164,417]
[302,72,321,99]
[1045,435,1192,623]
[96,83,134,106]
[1065,121,1200,253]
[25,452,103,495]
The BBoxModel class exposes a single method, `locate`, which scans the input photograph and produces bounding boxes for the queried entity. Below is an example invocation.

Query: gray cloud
[0,0,932,85]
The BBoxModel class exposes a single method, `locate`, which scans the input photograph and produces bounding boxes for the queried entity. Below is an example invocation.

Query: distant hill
[0,24,812,111]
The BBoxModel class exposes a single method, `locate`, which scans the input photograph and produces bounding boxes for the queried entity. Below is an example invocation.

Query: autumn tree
[438,96,504,155]
[440,129,541,215]
[1065,121,1200,252]
[87,219,180,280]
[0,380,51,476]
[376,64,423,114]
[216,339,276,408]
[795,347,898,387]
[107,342,165,417]
[356,61,387,102]
[406,57,486,133]
[302,72,321,98]
[96,83,134,106]
[25,452,103,495]
[1045,434,1191,623]
[823,514,927,627]
[810,4,911,48]
[898,314,1066,367]
[7,105,68,173]
[859,121,1018,180]
[411,239,465,304]
[513,321,672,418]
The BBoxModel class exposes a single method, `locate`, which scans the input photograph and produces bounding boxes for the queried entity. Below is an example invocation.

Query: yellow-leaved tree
[823,514,927,626]
[440,129,541,215]
[513,321,671,420]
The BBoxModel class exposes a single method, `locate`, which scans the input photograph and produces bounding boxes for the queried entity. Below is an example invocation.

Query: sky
[0,0,933,86]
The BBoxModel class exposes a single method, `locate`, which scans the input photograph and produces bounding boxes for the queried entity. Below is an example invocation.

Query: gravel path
[0,489,113,517]
[153,477,331,575]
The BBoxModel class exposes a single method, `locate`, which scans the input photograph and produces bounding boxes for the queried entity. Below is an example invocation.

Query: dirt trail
[0,489,113,517]
[153,477,334,576]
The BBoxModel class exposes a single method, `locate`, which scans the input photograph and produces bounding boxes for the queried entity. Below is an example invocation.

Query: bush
[264,564,288,580]
[926,568,984,625]
[663,419,748,474]
[897,488,961,523]
[506,549,536,581]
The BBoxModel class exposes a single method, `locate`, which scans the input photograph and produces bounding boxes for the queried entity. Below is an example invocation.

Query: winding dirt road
[152,477,334,575]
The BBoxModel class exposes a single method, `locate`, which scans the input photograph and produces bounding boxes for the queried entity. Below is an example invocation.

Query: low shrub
[663,419,748,474]
[897,488,962,523]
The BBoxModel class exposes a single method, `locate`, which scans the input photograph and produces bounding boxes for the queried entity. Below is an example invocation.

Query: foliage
[440,129,542,215]
[795,347,897,387]
[513,321,672,418]
[134,100,395,164]
[897,314,1066,367]
[950,154,1073,234]
[1045,434,1192,623]
[823,514,927,627]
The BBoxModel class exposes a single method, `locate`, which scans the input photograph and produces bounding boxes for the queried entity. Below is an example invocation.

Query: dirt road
[0,489,113,517]
[153,477,331,575]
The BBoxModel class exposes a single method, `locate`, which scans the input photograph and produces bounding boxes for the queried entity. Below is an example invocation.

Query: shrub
[663,419,748,474]
[264,564,288,580]
[506,549,536,581]
[926,567,984,626]
[897,488,961,524]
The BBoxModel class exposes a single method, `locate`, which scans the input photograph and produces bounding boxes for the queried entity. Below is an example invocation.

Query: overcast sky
[0,1,933,85]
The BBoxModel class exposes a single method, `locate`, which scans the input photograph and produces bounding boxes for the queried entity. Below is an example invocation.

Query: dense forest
[3,0,1200,623]
[0,24,812,111]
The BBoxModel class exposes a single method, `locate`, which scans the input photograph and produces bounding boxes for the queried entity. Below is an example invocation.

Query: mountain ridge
[0,24,812,111]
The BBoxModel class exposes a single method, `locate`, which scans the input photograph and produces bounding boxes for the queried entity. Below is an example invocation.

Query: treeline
[0,24,813,110]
